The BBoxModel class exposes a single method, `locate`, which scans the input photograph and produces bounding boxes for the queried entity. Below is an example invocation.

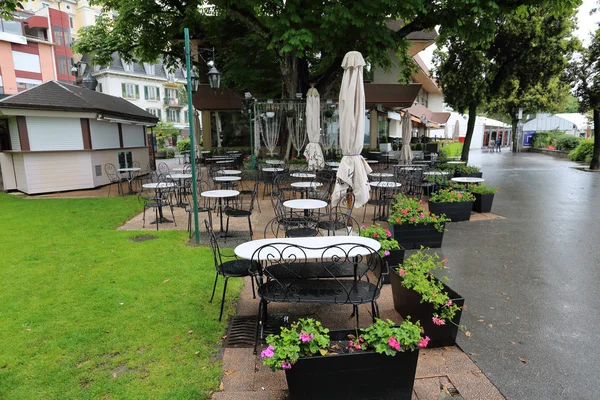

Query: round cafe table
[326,161,340,167]
[369,181,401,221]
[266,160,285,165]
[142,182,176,224]
[117,167,141,195]
[447,161,466,165]
[290,172,316,179]
[262,167,284,173]
[369,172,393,180]
[291,181,323,199]
[423,171,449,176]
[283,199,327,217]
[451,177,485,184]
[216,169,242,175]
[168,173,192,207]
[201,189,239,237]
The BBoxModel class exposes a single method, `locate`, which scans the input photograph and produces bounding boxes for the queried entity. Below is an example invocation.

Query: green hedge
[177,139,190,152]
[439,142,463,157]
[569,138,594,162]
[532,130,581,151]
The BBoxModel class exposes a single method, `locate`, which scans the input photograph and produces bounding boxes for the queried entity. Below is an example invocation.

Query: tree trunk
[280,53,301,161]
[511,117,519,153]
[591,109,600,170]
[460,103,477,162]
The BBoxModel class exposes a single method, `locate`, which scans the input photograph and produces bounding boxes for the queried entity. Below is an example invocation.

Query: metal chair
[157,162,169,175]
[206,220,256,322]
[104,163,124,197]
[224,182,257,241]
[140,178,177,230]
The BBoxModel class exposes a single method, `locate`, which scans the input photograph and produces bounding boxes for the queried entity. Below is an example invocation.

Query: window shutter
[144,86,148,100]
[158,109,162,119]
[156,87,160,99]
[135,85,140,99]
[121,83,126,97]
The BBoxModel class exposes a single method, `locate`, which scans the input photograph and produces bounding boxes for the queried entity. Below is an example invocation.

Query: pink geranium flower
[401,209,409,215]
[432,316,446,326]
[299,332,312,343]
[384,250,390,256]
[419,213,425,218]
[446,300,453,307]
[418,336,430,348]
[387,336,401,351]
[398,268,406,276]
[260,345,274,359]
[281,361,292,370]
[385,230,392,237]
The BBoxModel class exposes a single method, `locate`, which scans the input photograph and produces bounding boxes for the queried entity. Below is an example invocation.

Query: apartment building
[0,6,75,95]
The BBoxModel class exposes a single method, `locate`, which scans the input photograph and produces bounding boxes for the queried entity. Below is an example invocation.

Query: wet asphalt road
[439,150,600,399]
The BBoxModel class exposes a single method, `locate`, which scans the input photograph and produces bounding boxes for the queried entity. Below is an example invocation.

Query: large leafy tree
[569,29,600,169]
[435,4,578,160]
[0,1,21,20]
[74,0,579,100]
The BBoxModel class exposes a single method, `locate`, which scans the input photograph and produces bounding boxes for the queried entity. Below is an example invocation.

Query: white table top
[217,169,242,175]
[369,172,394,178]
[216,160,235,164]
[118,167,141,172]
[326,161,340,167]
[451,177,485,183]
[290,172,316,178]
[214,176,241,181]
[366,160,378,164]
[169,173,192,179]
[171,167,185,172]
[266,160,285,165]
[291,181,322,188]
[369,181,402,188]
[235,236,381,260]
[262,167,284,172]
[201,190,239,198]
[283,199,328,210]
[143,182,175,189]
[332,167,339,171]
[423,171,449,176]
[447,161,466,165]
[395,166,422,171]
[201,150,212,154]
[227,151,241,154]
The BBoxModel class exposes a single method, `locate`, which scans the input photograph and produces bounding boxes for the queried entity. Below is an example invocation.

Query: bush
[569,138,594,162]
[555,134,581,151]
[165,148,175,159]
[439,142,463,157]
[414,143,423,151]
[532,129,579,151]
[177,139,190,152]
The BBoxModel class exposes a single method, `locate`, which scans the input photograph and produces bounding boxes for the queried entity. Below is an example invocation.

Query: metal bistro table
[142,182,176,224]
[451,177,485,184]
[214,175,241,190]
[283,198,327,217]
[290,172,316,179]
[290,181,322,199]
[118,167,141,195]
[216,169,242,175]
[369,181,402,221]
[447,161,466,165]
[266,159,285,165]
[369,172,394,181]
[168,173,192,207]
[201,189,239,237]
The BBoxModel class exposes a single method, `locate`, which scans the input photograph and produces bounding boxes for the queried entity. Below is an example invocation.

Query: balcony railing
[164,97,185,107]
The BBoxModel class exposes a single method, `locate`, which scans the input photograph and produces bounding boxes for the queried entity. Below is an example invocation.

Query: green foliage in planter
[177,139,190,152]
[359,224,400,257]
[569,138,594,162]
[380,135,389,144]
[388,194,449,231]
[429,188,475,203]
[439,142,463,158]
[395,250,462,326]
[468,183,498,195]
[392,143,400,151]
[158,148,175,159]
[454,164,480,174]
[262,318,427,371]
[289,157,307,164]
[414,143,423,151]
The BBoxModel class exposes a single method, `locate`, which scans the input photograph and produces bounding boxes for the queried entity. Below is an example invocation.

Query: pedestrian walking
[496,135,502,152]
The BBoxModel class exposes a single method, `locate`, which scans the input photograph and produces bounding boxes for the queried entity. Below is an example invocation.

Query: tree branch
[228,5,272,42]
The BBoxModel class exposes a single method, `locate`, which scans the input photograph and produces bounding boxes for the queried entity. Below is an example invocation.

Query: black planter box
[473,193,494,213]
[429,200,474,222]
[389,271,464,348]
[391,223,445,250]
[453,172,483,178]
[375,248,405,284]
[285,329,419,400]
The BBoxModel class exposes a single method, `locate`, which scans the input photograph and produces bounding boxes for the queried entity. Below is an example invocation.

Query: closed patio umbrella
[452,120,460,141]
[400,111,413,165]
[304,84,325,170]
[443,124,448,140]
[331,51,372,209]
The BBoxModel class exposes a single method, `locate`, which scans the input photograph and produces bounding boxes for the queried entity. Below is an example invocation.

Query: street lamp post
[244,92,256,170]
[184,27,221,245]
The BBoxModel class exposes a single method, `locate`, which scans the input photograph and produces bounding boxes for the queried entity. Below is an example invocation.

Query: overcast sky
[421,1,600,69]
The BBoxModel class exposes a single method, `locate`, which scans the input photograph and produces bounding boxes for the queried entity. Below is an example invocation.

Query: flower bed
[428,189,475,222]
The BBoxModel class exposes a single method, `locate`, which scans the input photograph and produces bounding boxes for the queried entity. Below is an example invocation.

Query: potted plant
[387,194,450,249]
[389,250,465,348]
[359,224,404,284]
[469,183,498,213]
[428,188,475,222]
[379,135,392,152]
[453,165,483,178]
[262,318,427,399]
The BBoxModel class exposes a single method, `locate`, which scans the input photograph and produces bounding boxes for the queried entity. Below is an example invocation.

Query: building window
[143,63,155,75]
[63,28,71,46]
[96,83,103,93]
[12,51,41,73]
[144,86,160,100]
[69,16,74,29]
[53,25,64,45]
[42,2,50,7]
[146,108,161,119]
[121,83,139,99]
[57,56,68,75]
[1,19,23,36]
[165,87,178,99]
[122,61,134,72]
[0,75,4,94]
[183,110,189,122]
[167,109,179,123]
[16,78,41,92]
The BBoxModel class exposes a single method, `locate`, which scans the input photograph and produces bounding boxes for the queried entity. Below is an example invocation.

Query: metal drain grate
[223,316,281,348]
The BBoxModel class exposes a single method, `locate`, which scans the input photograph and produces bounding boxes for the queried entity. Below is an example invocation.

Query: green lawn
[0,193,241,399]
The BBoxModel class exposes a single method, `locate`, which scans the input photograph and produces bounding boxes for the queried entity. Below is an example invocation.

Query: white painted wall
[0,153,16,190]
[8,117,20,151]
[26,116,83,151]
[12,153,28,193]
[90,120,119,149]
[121,124,145,148]
[90,147,149,187]
[523,113,586,136]
[24,152,94,194]
[428,94,444,113]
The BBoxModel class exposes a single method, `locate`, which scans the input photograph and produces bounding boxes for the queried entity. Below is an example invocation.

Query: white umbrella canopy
[400,111,413,165]
[331,51,372,209]
[444,124,449,140]
[452,120,460,141]
[303,85,325,170]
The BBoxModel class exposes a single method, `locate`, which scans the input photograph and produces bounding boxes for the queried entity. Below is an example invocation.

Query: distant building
[0,81,157,194]
[430,111,512,149]
[0,6,75,95]
[522,113,592,138]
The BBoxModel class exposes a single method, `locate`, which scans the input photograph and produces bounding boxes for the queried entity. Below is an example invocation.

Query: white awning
[387,111,401,121]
